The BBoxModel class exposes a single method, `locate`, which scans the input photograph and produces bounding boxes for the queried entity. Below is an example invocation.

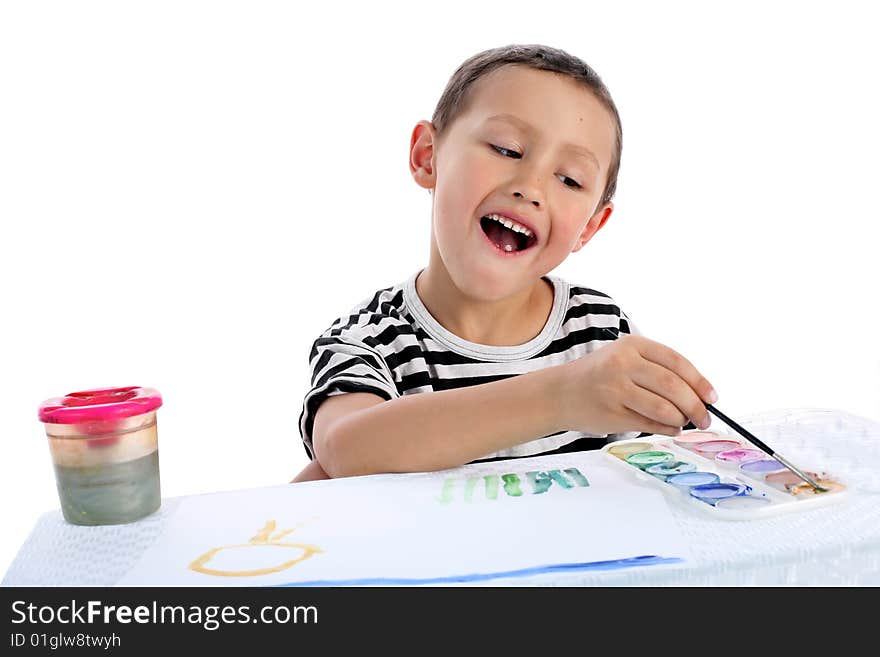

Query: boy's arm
[290,459,331,483]
[312,335,717,478]
[312,365,567,478]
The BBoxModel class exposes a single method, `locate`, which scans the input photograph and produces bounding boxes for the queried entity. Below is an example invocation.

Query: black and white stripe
[298,271,641,461]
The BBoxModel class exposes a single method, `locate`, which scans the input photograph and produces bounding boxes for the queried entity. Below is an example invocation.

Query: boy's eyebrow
[483,113,600,169]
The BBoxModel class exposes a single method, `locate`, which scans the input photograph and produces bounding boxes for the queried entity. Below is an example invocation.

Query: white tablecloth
[4,408,880,586]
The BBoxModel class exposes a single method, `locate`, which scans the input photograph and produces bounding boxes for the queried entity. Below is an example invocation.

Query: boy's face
[411,64,618,302]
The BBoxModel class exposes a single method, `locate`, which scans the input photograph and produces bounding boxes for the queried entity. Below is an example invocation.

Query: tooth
[503,244,514,252]
[485,213,534,239]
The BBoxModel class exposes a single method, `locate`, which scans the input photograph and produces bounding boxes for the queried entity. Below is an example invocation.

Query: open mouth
[479,215,538,253]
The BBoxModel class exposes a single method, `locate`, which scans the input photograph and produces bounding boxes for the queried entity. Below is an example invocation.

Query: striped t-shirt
[298,270,643,463]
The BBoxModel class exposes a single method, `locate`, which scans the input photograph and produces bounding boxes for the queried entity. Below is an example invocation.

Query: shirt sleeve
[620,309,641,336]
[298,335,399,459]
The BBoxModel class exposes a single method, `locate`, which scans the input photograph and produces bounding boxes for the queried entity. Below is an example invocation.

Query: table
[4,408,880,586]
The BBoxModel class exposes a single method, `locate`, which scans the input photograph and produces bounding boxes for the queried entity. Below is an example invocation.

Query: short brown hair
[431,44,622,206]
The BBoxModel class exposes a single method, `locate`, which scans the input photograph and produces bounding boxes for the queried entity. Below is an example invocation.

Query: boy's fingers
[621,406,683,437]
[622,384,689,430]
[635,338,718,405]
[631,361,711,430]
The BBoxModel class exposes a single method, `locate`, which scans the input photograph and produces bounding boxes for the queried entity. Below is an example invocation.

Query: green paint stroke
[502,473,523,497]
[526,471,551,495]
[564,468,590,487]
[439,478,455,505]
[484,475,499,500]
[464,476,480,503]
[525,470,566,494]
[439,468,587,503]
[526,469,590,494]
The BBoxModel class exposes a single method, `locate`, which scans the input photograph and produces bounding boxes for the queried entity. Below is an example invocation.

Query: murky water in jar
[53,450,161,525]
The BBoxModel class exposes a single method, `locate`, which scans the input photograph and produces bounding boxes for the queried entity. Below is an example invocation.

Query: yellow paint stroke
[189,519,322,577]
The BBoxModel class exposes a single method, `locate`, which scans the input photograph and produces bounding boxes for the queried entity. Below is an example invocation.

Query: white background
[1,0,877,579]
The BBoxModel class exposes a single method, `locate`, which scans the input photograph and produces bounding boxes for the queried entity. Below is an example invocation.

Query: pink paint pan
[673,430,730,447]
[715,447,765,469]
[691,439,741,457]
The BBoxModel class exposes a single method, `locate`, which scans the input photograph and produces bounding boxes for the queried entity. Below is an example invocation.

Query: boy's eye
[489,144,583,190]
[491,144,522,159]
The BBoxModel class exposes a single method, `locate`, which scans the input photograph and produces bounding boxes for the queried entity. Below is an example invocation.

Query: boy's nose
[513,191,541,208]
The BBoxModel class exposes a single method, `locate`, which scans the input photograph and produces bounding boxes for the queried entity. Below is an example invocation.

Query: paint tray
[601,429,848,520]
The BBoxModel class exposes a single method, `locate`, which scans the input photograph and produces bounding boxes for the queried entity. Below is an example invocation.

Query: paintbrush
[598,327,827,492]
[700,404,827,492]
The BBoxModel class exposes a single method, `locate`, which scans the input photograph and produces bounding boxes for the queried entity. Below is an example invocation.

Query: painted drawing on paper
[188,519,321,577]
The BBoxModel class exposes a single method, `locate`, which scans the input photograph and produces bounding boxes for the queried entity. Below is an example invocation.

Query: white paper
[118,451,690,585]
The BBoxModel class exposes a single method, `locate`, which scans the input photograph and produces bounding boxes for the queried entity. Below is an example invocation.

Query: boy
[293,44,717,483]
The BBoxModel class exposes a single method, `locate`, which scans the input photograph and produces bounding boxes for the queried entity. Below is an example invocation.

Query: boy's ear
[409,120,437,192]
[571,202,613,253]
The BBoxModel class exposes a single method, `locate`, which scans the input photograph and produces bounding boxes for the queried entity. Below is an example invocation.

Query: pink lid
[38,386,163,424]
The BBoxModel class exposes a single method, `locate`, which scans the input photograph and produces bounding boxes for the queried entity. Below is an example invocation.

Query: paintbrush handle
[704,404,773,455]
[707,407,827,491]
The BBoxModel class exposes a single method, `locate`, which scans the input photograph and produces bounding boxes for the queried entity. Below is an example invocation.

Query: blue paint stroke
[274,555,683,587]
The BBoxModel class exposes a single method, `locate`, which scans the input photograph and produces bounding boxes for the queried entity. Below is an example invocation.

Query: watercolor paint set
[601,429,848,519]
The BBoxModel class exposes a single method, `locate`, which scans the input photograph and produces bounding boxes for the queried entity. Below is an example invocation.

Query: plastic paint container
[666,471,720,493]
[607,441,654,461]
[673,430,728,447]
[715,494,773,510]
[38,386,163,526]
[691,440,742,458]
[690,482,749,505]
[739,458,787,480]
[765,469,823,492]
[601,436,848,519]
[714,448,765,469]
[625,451,675,471]
[645,460,697,481]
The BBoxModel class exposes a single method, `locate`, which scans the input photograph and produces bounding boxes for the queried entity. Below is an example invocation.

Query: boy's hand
[559,334,717,437]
